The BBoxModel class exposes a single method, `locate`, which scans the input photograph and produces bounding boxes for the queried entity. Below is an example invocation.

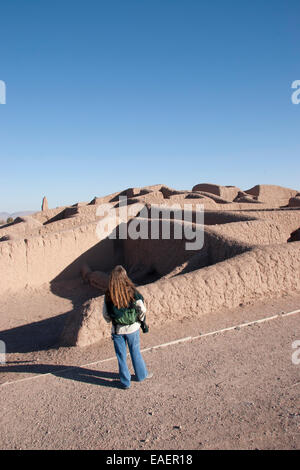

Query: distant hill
[0,210,36,222]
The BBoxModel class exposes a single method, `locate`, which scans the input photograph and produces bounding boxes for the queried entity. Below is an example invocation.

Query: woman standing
[102,265,153,389]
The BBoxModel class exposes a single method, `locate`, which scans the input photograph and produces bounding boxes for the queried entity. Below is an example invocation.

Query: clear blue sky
[0,0,299,213]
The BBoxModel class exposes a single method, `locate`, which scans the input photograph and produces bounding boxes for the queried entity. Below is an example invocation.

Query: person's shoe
[146,372,153,379]
[120,383,130,389]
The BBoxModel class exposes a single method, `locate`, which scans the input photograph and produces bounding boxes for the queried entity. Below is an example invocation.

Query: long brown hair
[105,265,136,309]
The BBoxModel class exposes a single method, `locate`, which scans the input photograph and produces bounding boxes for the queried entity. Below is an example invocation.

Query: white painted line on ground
[1,308,300,388]
[141,336,193,353]
[190,308,300,342]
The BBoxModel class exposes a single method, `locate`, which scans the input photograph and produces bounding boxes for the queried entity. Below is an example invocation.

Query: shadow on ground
[0,363,124,388]
[0,312,71,353]
[0,282,102,354]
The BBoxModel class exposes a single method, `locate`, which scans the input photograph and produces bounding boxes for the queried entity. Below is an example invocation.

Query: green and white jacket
[102,291,147,335]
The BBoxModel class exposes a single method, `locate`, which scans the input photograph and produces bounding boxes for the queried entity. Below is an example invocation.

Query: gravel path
[1,306,299,450]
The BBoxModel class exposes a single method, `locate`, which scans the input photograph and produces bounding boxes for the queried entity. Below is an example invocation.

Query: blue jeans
[112,329,148,388]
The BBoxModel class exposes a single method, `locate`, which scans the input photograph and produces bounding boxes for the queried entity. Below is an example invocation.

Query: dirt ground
[0,284,300,450]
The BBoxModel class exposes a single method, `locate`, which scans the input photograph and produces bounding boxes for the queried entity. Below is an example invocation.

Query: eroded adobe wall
[140,241,300,327]
[237,208,300,222]
[0,217,43,241]
[0,214,97,242]
[119,219,201,277]
[118,218,250,278]
[0,222,115,294]
[192,183,241,201]
[203,211,256,225]
[210,212,300,246]
[0,203,145,294]
[203,229,251,265]
[62,241,300,346]
[139,204,255,225]
[2,199,300,297]
[32,206,68,224]
[245,185,298,206]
